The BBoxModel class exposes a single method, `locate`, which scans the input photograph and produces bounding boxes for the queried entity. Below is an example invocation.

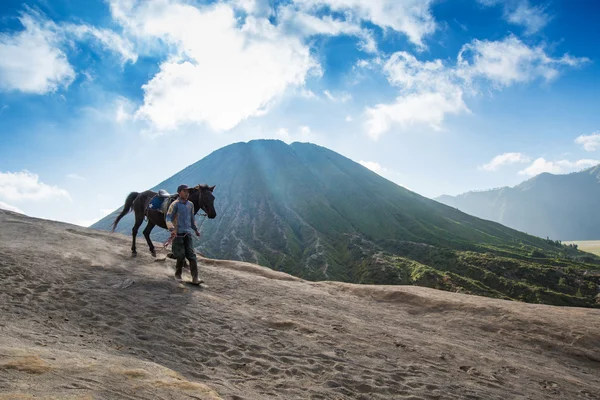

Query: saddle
[147,190,178,216]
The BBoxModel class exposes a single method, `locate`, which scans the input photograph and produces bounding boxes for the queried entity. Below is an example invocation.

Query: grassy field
[564,240,600,257]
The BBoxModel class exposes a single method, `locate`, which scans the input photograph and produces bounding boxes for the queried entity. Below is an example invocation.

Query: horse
[111,184,217,257]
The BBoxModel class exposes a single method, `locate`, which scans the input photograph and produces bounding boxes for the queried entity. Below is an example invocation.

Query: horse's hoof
[151,251,156,257]
[132,253,137,258]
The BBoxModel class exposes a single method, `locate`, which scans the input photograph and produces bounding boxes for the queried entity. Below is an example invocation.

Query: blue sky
[1,0,599,226]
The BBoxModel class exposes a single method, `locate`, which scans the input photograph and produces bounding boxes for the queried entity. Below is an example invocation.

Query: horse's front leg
[143,221,156,257]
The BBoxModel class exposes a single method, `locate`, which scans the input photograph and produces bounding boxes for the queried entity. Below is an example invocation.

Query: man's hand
[169,228,176,238]
[195,230,200,237]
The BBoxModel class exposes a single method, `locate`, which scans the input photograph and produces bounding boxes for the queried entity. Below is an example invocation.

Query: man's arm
[166,201,178,231]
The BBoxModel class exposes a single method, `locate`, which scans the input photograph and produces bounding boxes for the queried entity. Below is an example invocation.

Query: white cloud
[345,115,353,122]
[575,132,600,152]
[518,158,600,177]
[364,51,468,139]
[283,5,359,36]
[232,0,273,16]
[110,0,319,133]
[0,10,137,95]
[299,125,312,137]
[266,126,323,145]
[507,1,551,35]
[293,0,437,49]
[298,88,317,99]
[273,125,317,143]
[62,24,138,64]
[364,36,588,139]
[278,6,376,53]
[478,0,551,35]
[0,201,24,214]
[365,92,467,140]
[355,58,378,70]
[457,35,588,87]
[0,14,75,94]
[479,152,530,171]
[0,171,71,202]
[299,125,318,142]
[115,96,136,123]
[359,160,387,174]
[275,127,291,142]
[323,90,352,103]
[477,0,500,5]
[67,173,86,181]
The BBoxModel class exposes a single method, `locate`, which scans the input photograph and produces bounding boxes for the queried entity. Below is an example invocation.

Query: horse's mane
[185,184,211,199]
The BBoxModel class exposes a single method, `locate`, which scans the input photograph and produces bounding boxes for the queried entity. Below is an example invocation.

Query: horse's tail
[111,191,139,232]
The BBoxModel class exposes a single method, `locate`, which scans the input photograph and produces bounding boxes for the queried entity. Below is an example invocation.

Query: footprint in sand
[334,348,346,357]
[460,365,481,376]
[268,342,286,351]
[501,366,518,374]
[333,363,346,372]
[29,283,51,293]
[331,323,346,332]
[580,390,600,399]
[267,320,296,330]
[405,381,426,389]
[267,366,282,375]
[539,380,560,394]
[225,349,244,358]
[277,356,294,365]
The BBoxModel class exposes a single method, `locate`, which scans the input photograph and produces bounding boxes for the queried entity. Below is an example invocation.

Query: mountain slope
[3,209,600,399]
[92,140,600,307]
[436,165,600,241]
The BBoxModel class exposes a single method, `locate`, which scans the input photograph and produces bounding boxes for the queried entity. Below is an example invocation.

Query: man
[166,184,202,284]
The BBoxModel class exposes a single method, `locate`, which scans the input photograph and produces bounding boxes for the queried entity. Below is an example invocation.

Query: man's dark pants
[172,234,198,280]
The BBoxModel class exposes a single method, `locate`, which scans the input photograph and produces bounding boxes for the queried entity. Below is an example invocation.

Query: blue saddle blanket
[148,195,169,214]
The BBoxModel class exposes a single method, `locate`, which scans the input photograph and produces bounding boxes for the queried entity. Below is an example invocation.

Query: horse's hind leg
[143,221,156,257]
[131,216,144,257]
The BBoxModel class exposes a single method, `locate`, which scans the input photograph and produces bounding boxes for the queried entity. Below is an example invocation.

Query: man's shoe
[175,273,182,281]
[191,277,204,285]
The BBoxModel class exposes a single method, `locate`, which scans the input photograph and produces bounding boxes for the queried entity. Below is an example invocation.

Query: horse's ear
[209,185,216,192]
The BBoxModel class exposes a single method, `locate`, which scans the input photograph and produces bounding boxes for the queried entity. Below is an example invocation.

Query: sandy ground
[1,209,599,400]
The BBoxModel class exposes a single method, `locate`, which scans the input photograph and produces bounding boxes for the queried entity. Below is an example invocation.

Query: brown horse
[111,184,217,257]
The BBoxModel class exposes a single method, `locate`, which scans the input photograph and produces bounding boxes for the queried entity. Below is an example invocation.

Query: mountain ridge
[436,164,600,241]
[92,139,600,307]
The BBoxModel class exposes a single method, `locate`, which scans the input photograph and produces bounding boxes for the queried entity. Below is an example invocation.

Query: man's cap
[177,184,190,193]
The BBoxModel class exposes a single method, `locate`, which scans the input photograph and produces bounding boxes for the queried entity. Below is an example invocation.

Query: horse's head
[190,184,217,219]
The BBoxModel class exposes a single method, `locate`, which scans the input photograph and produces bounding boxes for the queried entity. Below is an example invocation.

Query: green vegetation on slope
[354,241,599,308]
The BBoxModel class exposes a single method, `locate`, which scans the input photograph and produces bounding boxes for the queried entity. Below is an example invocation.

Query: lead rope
[158,212,207,254]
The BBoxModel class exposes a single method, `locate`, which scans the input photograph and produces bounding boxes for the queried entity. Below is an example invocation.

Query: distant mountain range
[435,165,600,241]
[92,140,600,307]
